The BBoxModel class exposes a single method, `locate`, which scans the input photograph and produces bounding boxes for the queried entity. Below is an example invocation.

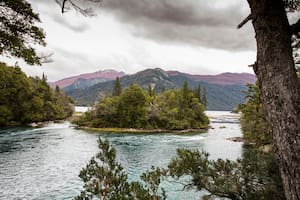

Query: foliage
[118,84,148,128]
[112,77,121,96]
[0,0,46,65]
[0,62,73,126]
[167,148,284,200]
[75,82,209,130]
[193,83,201,102]
[201,87,207,108]
[76,138,284,200]
[74,138,166,200]
[239,83,270,145]
[239,65,300,145]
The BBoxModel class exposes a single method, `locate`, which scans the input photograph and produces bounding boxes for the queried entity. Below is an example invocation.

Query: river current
[0,111,242,200]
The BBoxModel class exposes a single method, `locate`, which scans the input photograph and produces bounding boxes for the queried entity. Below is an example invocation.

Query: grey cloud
[33,0,255,50]
[30,0,90,32]
[101,0,243,27]
[98,0,255,51]
[51,14,90,32]
[53,47,88,61]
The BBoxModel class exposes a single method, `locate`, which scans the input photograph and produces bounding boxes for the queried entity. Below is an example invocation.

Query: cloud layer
[13,0,256,81]
[97,0,255,50]
[54,0,255,50]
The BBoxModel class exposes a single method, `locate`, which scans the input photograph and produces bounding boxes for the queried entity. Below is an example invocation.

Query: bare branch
[237,14,252,29]
[62,0,67,13]
[57,0,103,16]
[40,52,54,64]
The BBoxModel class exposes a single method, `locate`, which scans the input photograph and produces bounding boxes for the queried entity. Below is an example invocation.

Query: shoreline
[77,126,209,134]
[1,119,68,128]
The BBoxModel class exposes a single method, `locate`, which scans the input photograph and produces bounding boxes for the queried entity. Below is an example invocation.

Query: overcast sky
[4,0,258,81]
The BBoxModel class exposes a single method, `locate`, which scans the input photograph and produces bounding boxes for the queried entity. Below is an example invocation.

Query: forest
[0,62,74,126]
[75,79,209,130]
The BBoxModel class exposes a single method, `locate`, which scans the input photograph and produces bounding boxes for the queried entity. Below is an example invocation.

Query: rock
[28,123,38,127]
[227,137,256,146]
[259,144,273,153]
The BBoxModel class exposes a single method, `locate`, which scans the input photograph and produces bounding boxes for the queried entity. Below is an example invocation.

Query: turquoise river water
[0,111,243,200]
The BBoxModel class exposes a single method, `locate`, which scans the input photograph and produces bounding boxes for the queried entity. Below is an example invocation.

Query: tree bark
[247,0,300,199]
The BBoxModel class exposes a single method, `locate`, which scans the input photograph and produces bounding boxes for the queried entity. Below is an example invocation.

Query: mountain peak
[49,69,126,89]
[136,68,169,77]
[96,69,124,74]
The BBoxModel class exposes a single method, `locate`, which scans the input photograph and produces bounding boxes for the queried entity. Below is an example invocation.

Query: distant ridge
[166,71,256,86]
[63,68,256,110]
[51,68,255,89]
[49,69,126,88]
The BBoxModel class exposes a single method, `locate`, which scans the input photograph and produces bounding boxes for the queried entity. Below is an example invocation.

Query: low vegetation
[239,83,270,145]
[75,137,284,200]
[75,139,166,200]
[75,81,285,200]
[0,62,74,126]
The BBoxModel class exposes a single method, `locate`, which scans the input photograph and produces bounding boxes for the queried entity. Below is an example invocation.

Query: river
[0,111,243,200]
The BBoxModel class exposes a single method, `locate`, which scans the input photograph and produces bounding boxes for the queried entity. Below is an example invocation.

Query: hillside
[49,69,126,88]
[166,71,256,86]
[64,68,255,110]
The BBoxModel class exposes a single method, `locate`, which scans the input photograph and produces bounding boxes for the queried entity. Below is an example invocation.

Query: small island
[73,78,209,132]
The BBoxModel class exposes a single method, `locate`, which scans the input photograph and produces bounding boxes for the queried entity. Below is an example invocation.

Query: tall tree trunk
[247,0,300,199]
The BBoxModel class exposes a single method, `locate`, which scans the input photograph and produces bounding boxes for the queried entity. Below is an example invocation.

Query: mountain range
[50,68,256,111]
[49,69,126,89]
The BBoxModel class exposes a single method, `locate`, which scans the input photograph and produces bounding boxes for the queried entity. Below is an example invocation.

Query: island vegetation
[74,82,285,200]
[74,79,209,131]
[0,62,74,126]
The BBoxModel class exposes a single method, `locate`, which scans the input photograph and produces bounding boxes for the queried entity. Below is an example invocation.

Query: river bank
[78,126,208,134]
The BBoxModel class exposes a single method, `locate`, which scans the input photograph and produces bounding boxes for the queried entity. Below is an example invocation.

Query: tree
[76,138,284,200]
[240,83,270,145]
[0,62,73,125]
[75,138,166,200]
[75,85,209,130]
[182,81,189,100]
[0,0,46,65]
[193,83,201,103]
[148,84,154,97]
[112,77,122,96]
[167,148,284,200]
[57,0,102,16]
[238,1,300,198]
[201,87,207,108]
[55,85,60,94]
[118,84,148,128]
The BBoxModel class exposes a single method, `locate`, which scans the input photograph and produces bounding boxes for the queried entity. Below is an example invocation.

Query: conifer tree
[193,83,201,103]
[55,85,60,93]
[112,77,122,96]
[182,81,189,101]
[202,87,207,108]
[74,138,166,200]
[148,84,153,97]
